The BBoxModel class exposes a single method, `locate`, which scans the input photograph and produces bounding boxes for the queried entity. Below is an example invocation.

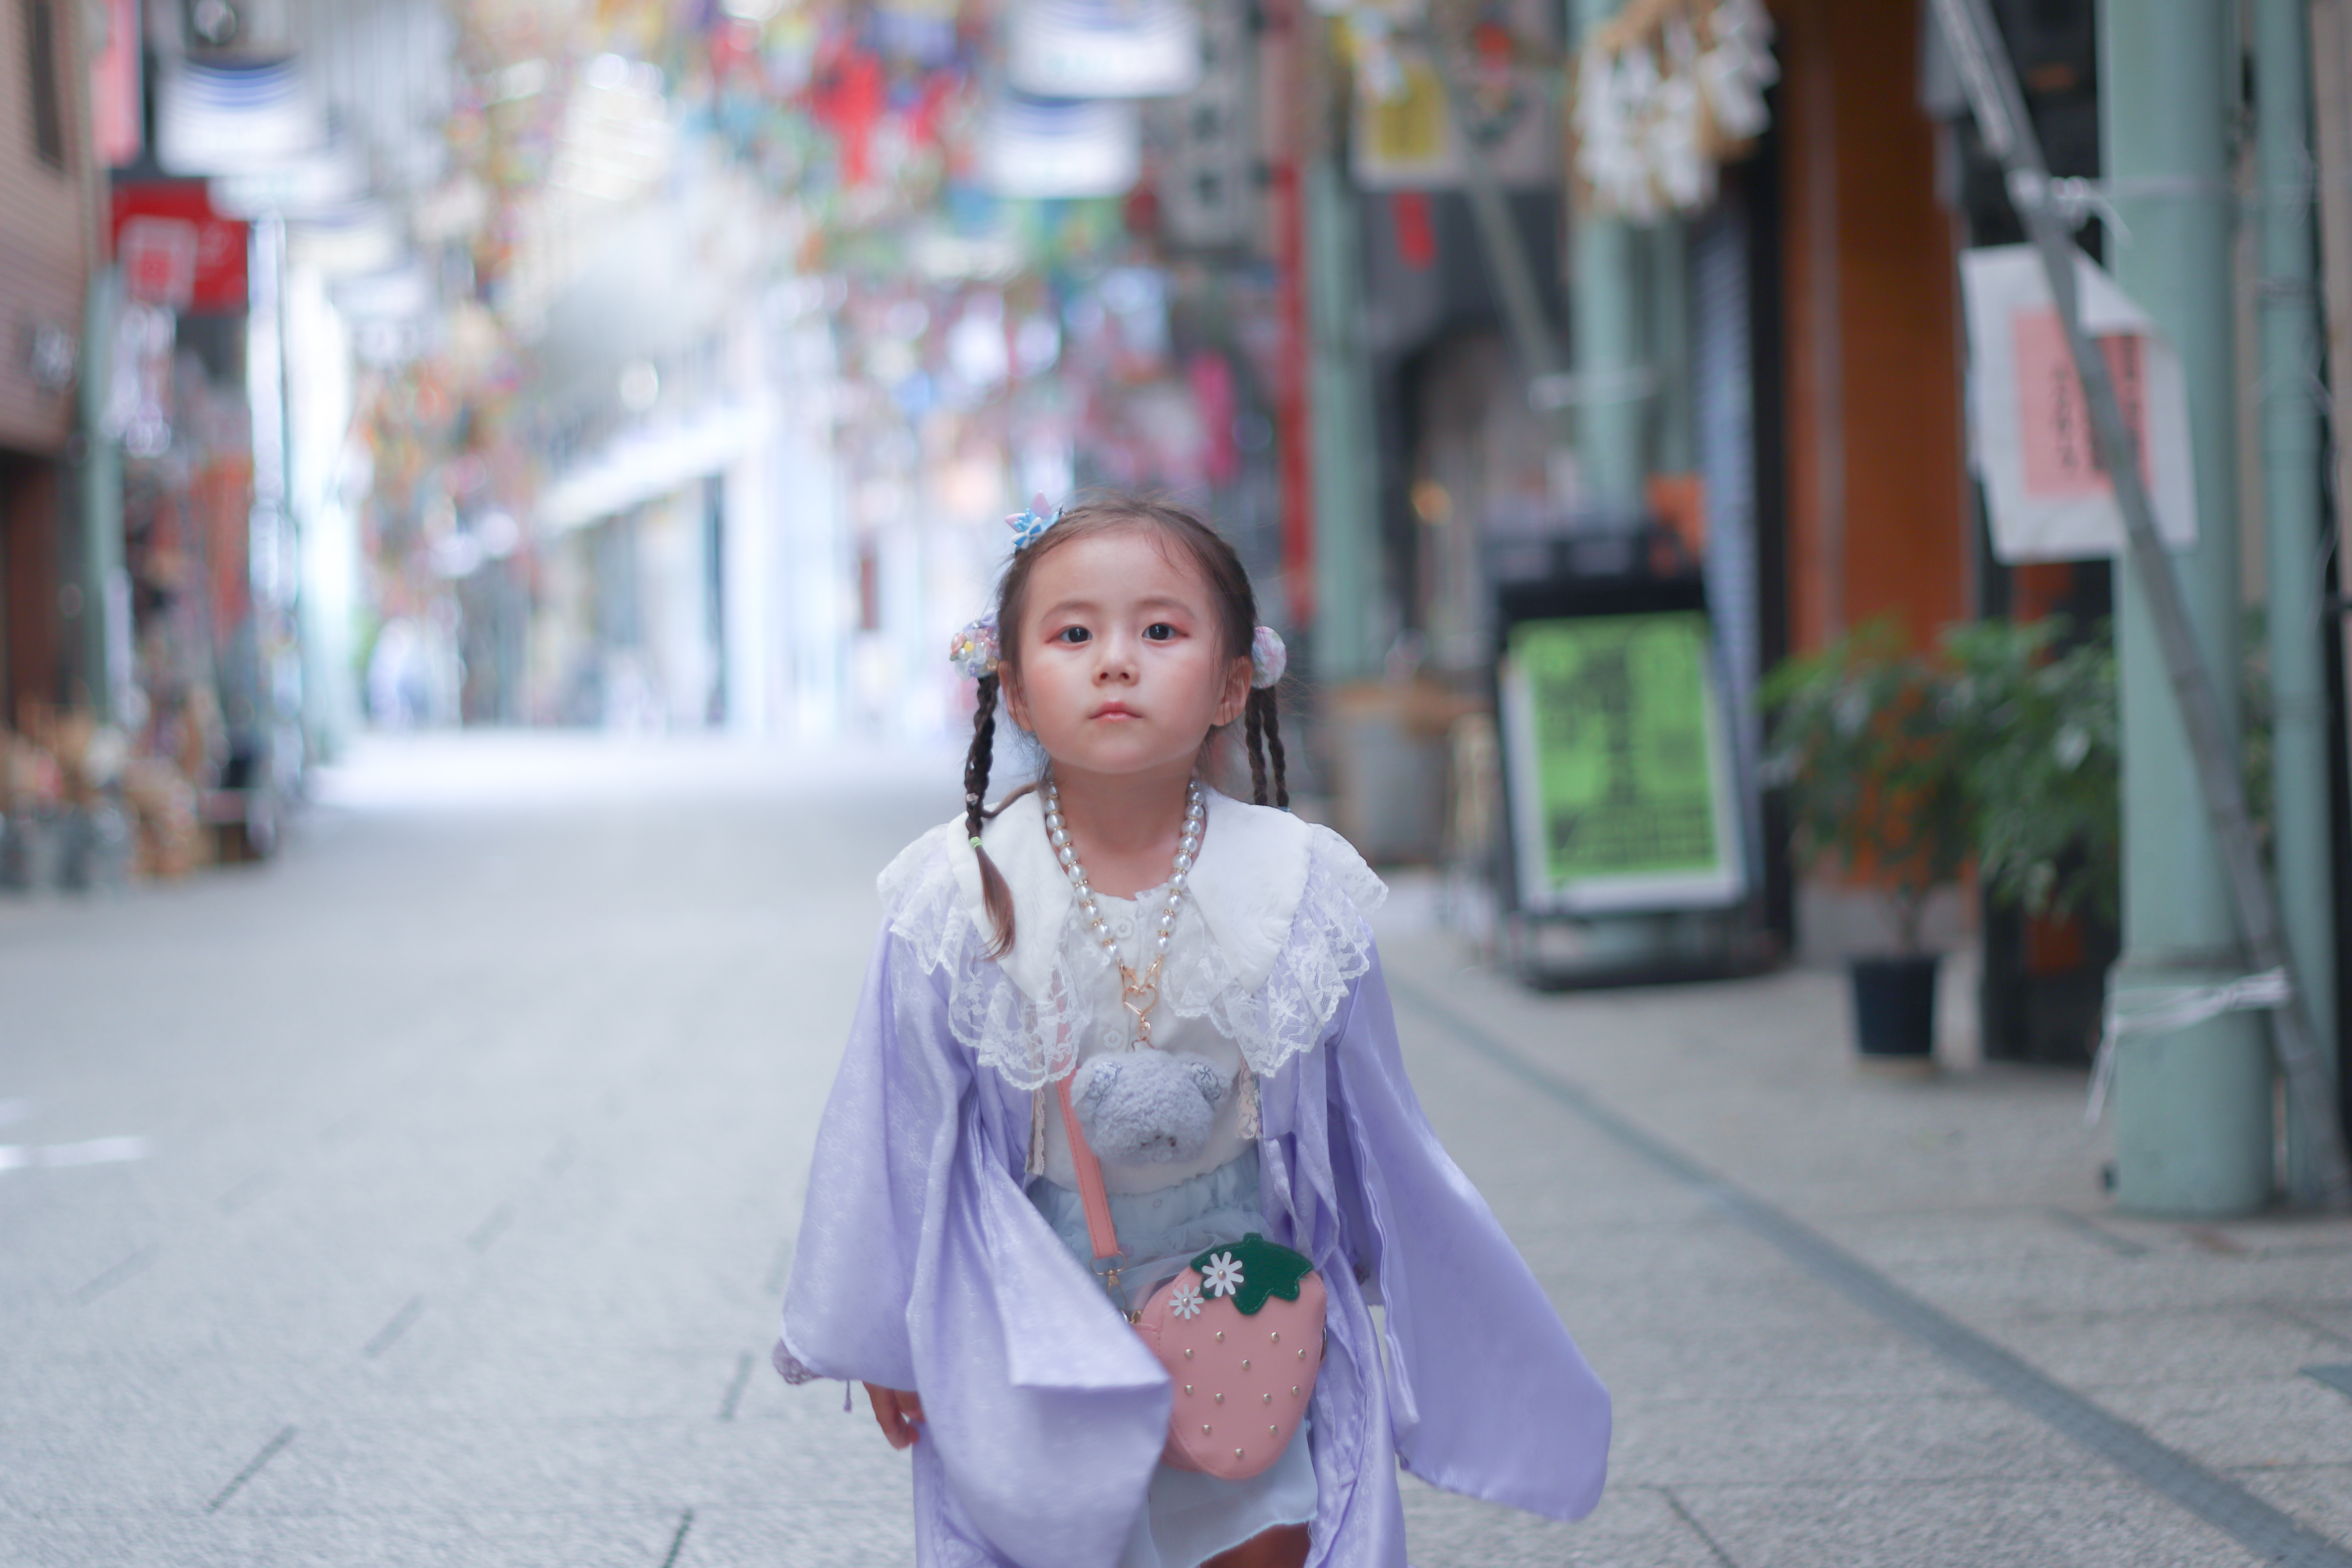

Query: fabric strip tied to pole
[2085,969,2293,1125]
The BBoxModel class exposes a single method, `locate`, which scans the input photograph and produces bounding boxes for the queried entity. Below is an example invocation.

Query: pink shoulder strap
[1055,1076,1123,1265]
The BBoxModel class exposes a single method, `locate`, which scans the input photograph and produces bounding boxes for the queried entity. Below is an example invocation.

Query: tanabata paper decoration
[813,45,886,185]
[1570,0,1774,221]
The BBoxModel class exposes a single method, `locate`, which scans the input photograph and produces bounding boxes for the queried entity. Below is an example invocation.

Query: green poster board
[1500,610,1744,912]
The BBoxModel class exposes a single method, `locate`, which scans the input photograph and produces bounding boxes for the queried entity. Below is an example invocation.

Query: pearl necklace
[1044,775,1205,1049]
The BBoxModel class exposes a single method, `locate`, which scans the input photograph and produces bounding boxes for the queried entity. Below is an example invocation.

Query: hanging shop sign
[111,181,248,312]
[1156,0,1256,250]
[155,56,325,176]
[980,93,1141,199]
[1345,0,1558,191]
[88,0,143,166]
[1007,0,1201,98]
[1499,608,1746,913]
[1959,244,2197,563]
[1568,0,1774,221]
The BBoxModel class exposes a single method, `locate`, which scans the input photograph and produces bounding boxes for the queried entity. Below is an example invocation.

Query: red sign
[2011,309,2153,501]
[110,181,247,313]
[88,0,142,165]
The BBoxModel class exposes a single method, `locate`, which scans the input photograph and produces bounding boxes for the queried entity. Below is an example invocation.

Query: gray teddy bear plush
[1072,1047,1228,1164]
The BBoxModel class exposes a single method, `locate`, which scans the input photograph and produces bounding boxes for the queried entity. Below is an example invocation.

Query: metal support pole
[2100,0,2271,1215]
[1649,218,1693,476]
[75,270,124,725]
[1304,161,1381,683]
[1429,44,1577,483]
[2316,0,2352,1155]
[1570,0,1646,510]
[1931,0,2352,1208]
[2256,0,2341,1196]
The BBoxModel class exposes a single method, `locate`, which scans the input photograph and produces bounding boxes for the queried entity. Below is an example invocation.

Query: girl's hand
[864,1383,924,1448]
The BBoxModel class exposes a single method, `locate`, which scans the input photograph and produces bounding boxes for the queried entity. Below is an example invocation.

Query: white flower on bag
[1199,1252,1244,1298]
[1168,1284,1203,1320]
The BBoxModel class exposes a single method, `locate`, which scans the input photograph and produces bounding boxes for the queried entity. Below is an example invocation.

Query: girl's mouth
[1092,703,1140,720]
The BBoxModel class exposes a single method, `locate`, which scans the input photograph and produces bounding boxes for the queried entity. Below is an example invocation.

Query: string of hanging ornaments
[1569,0,1775,222]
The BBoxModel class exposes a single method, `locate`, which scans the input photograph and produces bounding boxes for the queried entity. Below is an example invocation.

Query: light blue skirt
[1028,1147,1318,1568]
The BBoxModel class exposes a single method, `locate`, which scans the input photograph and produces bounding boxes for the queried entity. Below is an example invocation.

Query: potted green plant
[1939,617,2125,1065]
[1943,617,2119,919]
[1762,621,1972,1061]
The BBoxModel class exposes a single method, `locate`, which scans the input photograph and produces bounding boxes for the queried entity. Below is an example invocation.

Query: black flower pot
[1848,954,1940,1060]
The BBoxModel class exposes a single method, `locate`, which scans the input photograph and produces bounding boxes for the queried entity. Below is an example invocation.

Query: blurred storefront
[1,0,124,886]
[7,0,2343,1131]
[2,0,462,885]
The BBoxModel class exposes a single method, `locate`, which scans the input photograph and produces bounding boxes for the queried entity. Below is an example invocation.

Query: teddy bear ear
[1076,1057,1120,1112]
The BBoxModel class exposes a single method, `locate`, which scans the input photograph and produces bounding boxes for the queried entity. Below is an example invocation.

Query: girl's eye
[1053,626,1091,645]
[1143,623,1177,642]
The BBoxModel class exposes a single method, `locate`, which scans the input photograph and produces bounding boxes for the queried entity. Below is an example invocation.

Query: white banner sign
[1960,245,2197,563]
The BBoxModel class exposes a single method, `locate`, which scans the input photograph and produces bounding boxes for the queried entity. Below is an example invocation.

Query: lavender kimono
[775,791,1610,1567]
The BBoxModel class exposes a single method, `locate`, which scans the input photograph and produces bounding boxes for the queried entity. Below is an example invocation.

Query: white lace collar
[878,787,1385,1089]
[943,788,1310,1003]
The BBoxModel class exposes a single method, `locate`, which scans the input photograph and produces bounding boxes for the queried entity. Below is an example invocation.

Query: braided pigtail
[1259,688,1290,810]
[1244,695,1269,806]
[965,673,1018,958]
[1244,687,1289,809]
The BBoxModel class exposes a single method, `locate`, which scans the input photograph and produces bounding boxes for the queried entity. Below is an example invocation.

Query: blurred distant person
[367,619,429,729]
[772,496,1610,1568]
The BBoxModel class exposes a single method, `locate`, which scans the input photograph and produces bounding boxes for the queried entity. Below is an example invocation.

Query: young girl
[775,496,1609,1568]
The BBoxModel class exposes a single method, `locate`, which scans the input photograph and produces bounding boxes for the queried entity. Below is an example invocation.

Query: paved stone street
[3,734,2348,1566]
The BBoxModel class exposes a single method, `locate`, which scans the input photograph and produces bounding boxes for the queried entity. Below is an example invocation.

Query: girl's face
[1002,526,1253,786]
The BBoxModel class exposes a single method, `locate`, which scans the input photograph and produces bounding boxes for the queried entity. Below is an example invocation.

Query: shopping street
[2,735,2347,1566]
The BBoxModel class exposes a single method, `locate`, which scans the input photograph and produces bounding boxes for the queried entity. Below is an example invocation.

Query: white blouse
[875,786,1389,1191]
[1037,879,1254,1194]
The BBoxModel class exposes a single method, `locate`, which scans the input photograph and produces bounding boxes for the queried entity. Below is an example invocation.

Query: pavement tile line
[719,1351,757,1420]
[71,1244,159,1304]
[205,1426,298,1514]
[2042,1205,2152,1257]
[659,1507,696,1568]
[1658,1487,1740,1567]
[1389,977,2352,1568]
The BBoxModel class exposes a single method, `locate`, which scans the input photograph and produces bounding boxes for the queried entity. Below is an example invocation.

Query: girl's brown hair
[964,494,1288,958]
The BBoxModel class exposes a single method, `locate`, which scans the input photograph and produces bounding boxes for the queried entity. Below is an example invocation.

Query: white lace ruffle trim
[884,828,1382,1093]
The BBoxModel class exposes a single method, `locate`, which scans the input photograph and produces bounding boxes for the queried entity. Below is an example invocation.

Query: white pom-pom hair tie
[1250,625,1287,690]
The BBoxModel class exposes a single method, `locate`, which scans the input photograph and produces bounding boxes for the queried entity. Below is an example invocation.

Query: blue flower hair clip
[1006,494,1057,552]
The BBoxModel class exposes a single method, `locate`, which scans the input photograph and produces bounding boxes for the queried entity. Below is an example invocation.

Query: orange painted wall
[1775,0,1972,654]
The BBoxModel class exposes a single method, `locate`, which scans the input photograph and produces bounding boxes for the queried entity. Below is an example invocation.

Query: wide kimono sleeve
[775,915,1173,1568]
[1328,951,1612,1521]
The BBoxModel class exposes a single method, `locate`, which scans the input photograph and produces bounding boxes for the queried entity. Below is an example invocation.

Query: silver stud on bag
[1270,1331,1279,1344]
[1214,1392,1224,1404]
[1241,1358,1250,1370]
[1261,1392,1272,1404]
[1215,1331,1224,1343]
[1184,1348,1193,1360]
[1291,1385,1300,1396]
[1268,1424,1278,1436]
[1183,1385,1192,1396]
[1296,1348,1305,1360]
[1234,1448,1244,1459]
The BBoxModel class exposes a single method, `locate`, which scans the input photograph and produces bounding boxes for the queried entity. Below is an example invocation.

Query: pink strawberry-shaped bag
[1057,1079,1325,1481]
